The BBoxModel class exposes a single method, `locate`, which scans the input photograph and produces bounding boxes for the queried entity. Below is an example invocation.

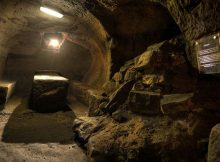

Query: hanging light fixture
[40,32,66,53]
[48,39,60,48]
[40,7,63,18]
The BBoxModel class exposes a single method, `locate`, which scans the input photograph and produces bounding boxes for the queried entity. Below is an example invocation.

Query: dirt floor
[0,95,88,162]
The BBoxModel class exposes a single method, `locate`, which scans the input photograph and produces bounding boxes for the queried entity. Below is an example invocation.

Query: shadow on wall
[0,56,6,78]
[2,99,76,144]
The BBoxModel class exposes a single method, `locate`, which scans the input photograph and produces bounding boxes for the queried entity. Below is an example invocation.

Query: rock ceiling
[0,0,179,55]
[0,0,219,85]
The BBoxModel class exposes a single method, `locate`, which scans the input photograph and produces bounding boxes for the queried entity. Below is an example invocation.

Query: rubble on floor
[72,36,220,162]
[73,116,106,144]
[74,115,199,162]
[104,80,135,115]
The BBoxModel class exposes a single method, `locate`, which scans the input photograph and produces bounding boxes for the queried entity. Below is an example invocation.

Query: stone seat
[0,80,16,106]
[160,93,194,115]
[128,90,161,115]
[29,71,69,113]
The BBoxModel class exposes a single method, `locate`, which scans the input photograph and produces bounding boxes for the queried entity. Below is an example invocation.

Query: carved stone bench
[0,80,16,107]
[29,71,69,113]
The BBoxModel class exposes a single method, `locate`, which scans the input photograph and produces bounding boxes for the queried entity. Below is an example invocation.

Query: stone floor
[0,95,88,162]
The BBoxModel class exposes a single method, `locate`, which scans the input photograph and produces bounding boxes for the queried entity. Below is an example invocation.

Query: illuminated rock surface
[0,0,219,161]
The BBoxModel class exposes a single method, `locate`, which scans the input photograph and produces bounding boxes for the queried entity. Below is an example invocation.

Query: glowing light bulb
[40,7,63,18]
[213,36,217,39]
[48,39,60,48]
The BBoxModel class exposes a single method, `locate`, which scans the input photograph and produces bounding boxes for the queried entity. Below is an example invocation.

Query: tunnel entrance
[3,42,92,96]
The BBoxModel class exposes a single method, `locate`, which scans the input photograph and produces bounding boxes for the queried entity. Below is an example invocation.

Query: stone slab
[0,80,16,106]
[29,73,69,112]
[128,90,161,115]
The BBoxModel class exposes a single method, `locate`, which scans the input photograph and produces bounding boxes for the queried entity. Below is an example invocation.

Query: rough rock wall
[72,36,220,162]
[165,0,220,40]
[42,0,112,87]
[0,0,30,78]
[83,0,220,77]
[87,0,181,75]
[163,0,220,68]
[1,0,219,86]
[0,0,112,87]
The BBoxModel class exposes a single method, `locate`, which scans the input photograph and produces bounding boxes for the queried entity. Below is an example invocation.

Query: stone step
[0,80,16,106]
